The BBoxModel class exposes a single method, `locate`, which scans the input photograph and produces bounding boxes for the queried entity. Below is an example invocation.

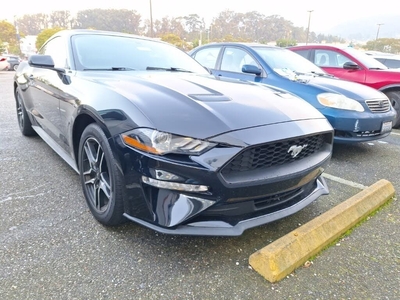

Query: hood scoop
[188,94,232,102]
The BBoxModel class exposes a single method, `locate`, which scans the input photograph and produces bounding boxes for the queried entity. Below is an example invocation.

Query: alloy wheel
[81,137,112,213]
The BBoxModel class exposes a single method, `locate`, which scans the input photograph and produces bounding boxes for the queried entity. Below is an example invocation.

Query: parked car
[14,29,334,236]
[190,43,396,142]
[3,54,22,71]
[0,55,9,71]
[288,45,400,127]
[365,51,400,69]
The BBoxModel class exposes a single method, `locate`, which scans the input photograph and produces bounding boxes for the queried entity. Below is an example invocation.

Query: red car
[0,56,9,71]
[289,45,400,128]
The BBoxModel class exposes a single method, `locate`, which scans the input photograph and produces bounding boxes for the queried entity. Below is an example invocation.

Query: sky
[0,0,396,33]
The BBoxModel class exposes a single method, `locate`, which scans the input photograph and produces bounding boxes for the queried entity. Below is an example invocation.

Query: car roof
[200,42,280,49]
[367,53,400,60]
[51,29,165,44]
[290,44,349,50]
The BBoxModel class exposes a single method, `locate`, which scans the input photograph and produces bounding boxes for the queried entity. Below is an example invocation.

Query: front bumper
[124,175,328,236]
[323,110,396,143]
[116,119,333,236]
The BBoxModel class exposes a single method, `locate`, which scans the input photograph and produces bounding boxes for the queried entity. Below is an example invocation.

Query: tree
[363,38,400,54]
[0,20,20,54]
[160,33,190,50]
[0,38,6,53]
[276,39,297,47]
[76,9,141,34]
[35,27,64,50]
[17,14,50,35]
[49,11,73,29]
[152,17,186,38]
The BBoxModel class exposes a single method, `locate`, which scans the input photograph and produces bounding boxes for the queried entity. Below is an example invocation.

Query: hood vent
[188,94,231,102]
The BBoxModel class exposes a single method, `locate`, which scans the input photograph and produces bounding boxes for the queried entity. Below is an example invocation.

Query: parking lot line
[323,173,368,190]
[391,132,400,136]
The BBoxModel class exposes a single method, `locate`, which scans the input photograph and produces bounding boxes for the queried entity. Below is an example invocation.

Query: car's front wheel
[78,124,126,226]
[15,88,36,136]
[385,90,400,128]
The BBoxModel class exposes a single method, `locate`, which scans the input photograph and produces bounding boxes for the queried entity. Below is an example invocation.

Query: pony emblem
[288,144,308,158]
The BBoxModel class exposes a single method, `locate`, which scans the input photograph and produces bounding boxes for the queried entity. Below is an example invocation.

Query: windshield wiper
[310,71,334,77]
[83,67,135,71]
[146,66,192,72]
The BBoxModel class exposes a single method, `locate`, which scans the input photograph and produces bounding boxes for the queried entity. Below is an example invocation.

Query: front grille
[221,134,326,176]
[365,99,390,113]
[188,180,318,225]
[253,186,304,210]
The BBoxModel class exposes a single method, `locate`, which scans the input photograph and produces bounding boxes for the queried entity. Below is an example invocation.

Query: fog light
[142,176,208,192]
[155,169,183,181]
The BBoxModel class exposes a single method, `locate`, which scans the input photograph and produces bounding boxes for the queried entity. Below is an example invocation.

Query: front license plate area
[381,121,392,134]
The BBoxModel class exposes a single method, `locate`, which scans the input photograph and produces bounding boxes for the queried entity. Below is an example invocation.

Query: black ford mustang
[14,30,334,236]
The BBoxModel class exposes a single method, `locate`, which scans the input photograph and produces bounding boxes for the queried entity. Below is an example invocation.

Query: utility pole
[375,23,384,41]
[306,10,313,45]
[375,23,384,50]
[149,0,154,37]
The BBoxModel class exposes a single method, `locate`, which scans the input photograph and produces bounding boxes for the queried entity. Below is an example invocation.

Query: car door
[314,49,367,85]
[28,36,71,150]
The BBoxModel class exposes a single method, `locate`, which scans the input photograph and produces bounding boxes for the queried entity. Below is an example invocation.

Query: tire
[78,123,126,226]
[385,91,400,128]
[13,64,19,71]
[15,88,36,136]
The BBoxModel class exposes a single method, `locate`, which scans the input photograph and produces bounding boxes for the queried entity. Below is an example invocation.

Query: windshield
[252,46,325,77]
[343,47,388,69]
[72,34,209,74]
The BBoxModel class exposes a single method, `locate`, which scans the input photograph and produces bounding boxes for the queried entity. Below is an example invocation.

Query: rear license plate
[381,121,392,134]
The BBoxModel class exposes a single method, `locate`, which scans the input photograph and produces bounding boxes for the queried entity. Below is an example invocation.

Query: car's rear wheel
[16,88,36,136]
[385,91,400,128]
[13,64,19,71]
[78,123,126,226]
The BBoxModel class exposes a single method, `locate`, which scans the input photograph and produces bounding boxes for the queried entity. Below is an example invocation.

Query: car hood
[84,72,326,139]
[295,74,385,101]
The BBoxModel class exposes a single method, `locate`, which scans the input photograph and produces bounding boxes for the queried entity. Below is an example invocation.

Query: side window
[221,47,257,73]
[192,47,220,69]
[38,36,68,69]
[384,59,400,69]
[293,49,309,59]
[315,52,329,66]
[315,49,353,68]
[336,52,353,67]
[315,50,332,66]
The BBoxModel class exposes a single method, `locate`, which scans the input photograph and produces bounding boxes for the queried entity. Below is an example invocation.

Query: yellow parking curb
[248,179,395,283]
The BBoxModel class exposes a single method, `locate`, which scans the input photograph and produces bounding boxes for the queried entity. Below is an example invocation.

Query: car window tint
[192,47,220,69]
[221,47,256,73]
[39,36,68,68]
[292,49,309,59]
[72,34,207,73]
[383,58,400,68]
[253,46,323,75]
[315,49,350,67]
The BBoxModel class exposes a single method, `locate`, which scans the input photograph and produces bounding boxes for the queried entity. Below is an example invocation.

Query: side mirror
[242,64,262,75]
[343,61,359,70]
[28,54,55,68]
[28,54,65,74]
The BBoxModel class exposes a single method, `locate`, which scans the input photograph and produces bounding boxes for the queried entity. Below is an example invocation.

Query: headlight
[121,128,216,155]
[317,93,364,112]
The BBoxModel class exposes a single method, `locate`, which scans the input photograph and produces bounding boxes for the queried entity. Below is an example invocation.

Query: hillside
[324,14,400,42]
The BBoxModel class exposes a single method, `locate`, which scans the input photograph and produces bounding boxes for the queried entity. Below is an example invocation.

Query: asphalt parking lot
[0,70,399,299]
